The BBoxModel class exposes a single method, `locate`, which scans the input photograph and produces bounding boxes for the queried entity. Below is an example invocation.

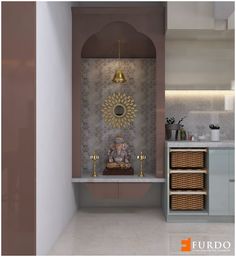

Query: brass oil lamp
[90,151,99,177]
[137,152,147,177]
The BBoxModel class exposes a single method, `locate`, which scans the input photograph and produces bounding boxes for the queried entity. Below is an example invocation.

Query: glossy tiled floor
[49,208,234,255]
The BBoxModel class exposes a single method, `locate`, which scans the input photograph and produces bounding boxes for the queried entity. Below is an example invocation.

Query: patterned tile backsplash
[81,59,234,175]
[81,59,156,175]
[165,91,234,140]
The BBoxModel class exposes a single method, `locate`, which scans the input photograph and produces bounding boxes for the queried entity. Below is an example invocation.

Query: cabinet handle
[229,179,235,182]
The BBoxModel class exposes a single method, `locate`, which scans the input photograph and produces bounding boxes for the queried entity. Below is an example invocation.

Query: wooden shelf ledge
[72,174,165,183]
[168,210,208,216]
[170,190,207,195]
[170,169,207,174]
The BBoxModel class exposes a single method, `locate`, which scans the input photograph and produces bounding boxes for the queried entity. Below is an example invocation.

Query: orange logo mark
[181,237,191,252]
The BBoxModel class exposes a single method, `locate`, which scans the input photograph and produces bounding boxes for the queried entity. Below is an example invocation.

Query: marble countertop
[72,173,165,183]
[166,140,234,148]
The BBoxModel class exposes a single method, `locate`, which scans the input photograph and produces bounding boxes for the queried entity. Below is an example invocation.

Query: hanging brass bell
[112,70,126,83]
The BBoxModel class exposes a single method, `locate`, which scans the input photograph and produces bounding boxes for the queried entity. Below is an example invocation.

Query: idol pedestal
[103,167,134,175]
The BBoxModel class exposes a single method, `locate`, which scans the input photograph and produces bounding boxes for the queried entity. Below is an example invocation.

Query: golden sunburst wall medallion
[101,92,137,128]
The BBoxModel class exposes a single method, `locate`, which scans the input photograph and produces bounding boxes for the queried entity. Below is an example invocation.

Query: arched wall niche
[81,21,156,58]
[72,6,165,178]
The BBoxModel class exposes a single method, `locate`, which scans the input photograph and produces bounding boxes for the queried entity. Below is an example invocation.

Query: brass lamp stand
[90,151,99,177]
[137,152,146,177]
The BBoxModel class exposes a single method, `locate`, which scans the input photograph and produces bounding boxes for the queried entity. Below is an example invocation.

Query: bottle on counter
[180,127,187,140]
[176,129,181,141]
[176,126,187,141]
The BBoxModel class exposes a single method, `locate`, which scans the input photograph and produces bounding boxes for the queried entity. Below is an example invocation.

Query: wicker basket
[170,194,205,210]
[170,173,204,190]
[170,151,205,169]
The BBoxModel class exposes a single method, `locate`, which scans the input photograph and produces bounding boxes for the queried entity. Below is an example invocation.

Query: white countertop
[72,173,165,183]
[166,140,234,148]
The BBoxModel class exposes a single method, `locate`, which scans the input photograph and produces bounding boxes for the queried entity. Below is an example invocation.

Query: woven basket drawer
[170,173,204,190]
[170,194,205,210]
[170,151,205,169]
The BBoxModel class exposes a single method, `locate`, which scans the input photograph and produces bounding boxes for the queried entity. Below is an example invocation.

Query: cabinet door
[229,149,235,180]
[229,181,234,215]
[118,183,150,199]
[229,149,235,215]
[86,183,118,199]
[209,149,229,215]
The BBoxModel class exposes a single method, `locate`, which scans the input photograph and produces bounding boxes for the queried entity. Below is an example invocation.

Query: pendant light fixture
[112,40,126,83]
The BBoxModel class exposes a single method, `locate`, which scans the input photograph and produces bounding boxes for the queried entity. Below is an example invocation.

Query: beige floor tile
[49,208,234,256]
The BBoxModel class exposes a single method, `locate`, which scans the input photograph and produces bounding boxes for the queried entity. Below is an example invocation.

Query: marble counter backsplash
[165,91,234,140]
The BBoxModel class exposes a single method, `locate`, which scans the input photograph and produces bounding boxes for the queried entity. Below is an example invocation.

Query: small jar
[211,129,220,141]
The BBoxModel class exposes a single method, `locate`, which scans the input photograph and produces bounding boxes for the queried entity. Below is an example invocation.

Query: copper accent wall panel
[2,2,36,255]
[72,6,165,178]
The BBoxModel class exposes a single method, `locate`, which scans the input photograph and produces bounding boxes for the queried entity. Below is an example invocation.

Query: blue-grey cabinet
[229,150,235,215]
[209,149,235,216]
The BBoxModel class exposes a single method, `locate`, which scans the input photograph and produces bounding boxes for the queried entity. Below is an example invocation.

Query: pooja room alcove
[80,22,157,175]
[72,7,165,205]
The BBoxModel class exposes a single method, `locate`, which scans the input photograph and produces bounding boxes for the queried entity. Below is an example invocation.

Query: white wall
[167,2,234,31]
[228,12,235,30]
[165,37,234,140]
[167,2,214,30]
[36,2,77,255]
[166,39,234,89]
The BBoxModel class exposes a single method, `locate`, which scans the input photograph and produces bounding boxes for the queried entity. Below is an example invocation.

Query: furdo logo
[180,237,231,253]
[181,238,191,252]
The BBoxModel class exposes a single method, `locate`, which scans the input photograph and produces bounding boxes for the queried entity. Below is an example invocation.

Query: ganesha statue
[103,135,134,175]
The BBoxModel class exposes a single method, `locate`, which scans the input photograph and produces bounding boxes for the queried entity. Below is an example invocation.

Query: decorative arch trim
[81,21,156,58]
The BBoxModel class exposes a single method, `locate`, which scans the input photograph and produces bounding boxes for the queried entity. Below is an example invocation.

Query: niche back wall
[81,58,156,174]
